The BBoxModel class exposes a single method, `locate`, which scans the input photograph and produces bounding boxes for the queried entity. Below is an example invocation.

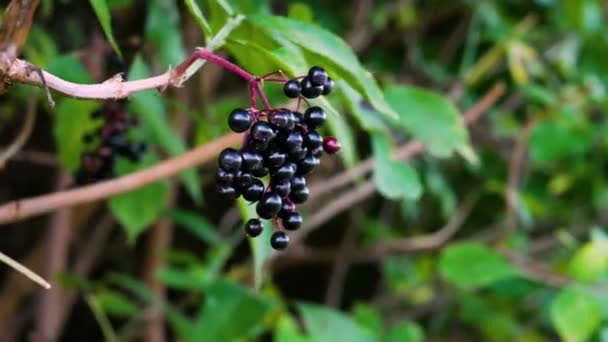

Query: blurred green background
[1,0,608,341]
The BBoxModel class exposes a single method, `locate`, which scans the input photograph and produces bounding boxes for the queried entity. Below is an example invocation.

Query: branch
[0,100,36,168]
[0,133,241,224]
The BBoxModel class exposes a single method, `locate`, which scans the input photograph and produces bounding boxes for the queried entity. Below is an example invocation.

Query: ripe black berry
[235,172,254,189]
[250,122,276,143]
[219,148,242,172]
[292,111,303,125]
[297,154,320,175]
[216,168,234,185]
[289,146,308,161]
[300,77,323,99]
[243,179,265,202]
[273,181,291,198]
[278,201,296,219]
[304,107,326,128]
[290,186,309,204]
[290,175,306,191]
[218,185,239,199]
[283,79,301,98]
[270,109,295,131]
[270,231,289,250]
[245,218,263,237]
[322,77,334,95]
[304,131,323,149]
[247,138,269,152]
[284,131,303,153]
[308,66,328,86]
[283,212,302,231]
[228,108,252,133]
[252,166,269,178]
[256,192,283,219]
[323,136,341,154]
[272,162,296,182]
[265,150,286,168]
[241,151,263,172]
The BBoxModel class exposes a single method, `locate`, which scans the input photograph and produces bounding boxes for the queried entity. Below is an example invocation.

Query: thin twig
[0,251,50,289]
[0,100,36,168]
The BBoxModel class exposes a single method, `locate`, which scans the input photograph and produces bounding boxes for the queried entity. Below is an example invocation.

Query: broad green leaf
[238,197,273,289]
[353,303,384,338]
[275,315,312,342]
[53,99,100,172]
[145,0,186,67]
[109,155,170,243]
[568,231,608,282]
[384,85,471,159]
[372,133,422,200]
[165,209,223,245]
[247,15,398,121]
[128,55,201,202]
[185,0,212,37]
[96,289,139,317]
[338,80,388,132]
[288,3,314,23]
[192,280,273,341]
[439,242,519,290]
[386,322,425,342]
[550,287,602,342]
[155,266,209,291]
[298,302,376,342]
[89,0,122,57]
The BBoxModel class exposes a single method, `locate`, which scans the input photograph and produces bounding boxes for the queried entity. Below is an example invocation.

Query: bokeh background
[1,0,608,341]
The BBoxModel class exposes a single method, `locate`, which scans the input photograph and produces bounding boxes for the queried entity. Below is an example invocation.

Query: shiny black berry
[251,122,276,143]
[245,218,263,237]
[247,138,269,152]
[243,179,265,202]
[290,186,310,204]
[235,172,254,189]
[269,109,295,131]
[304,131,323,149]
[284,79,301,98]
[270,231,289,250]
[278,201,296,219]
[252,166,269,178]
[265,150,286,168]
[289,146,308,161]
[322,77,334,95]
[297,154,320,175]
[215,168,234,185]
[292,111,303,125]
[228,108,252,133]
[308,66,328,86]
[256,192,283,219]
[304,107,326,128]
[283,212,303,231]
[218,185,239,200]
[290,175,306,191]
[300,77,324,99]
[272,162,297,182]
[218,148,242,172]
[273,181,291,198]
[284,131,303,153]
[241,151,263,172]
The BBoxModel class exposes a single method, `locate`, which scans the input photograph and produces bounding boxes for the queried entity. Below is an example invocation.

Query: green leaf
[353,303,384,338]
[275,315,312,342]
[128,55,202,202]
[371,133,422,200]
[298,302,376,342]
[550,287,602,342]
[89,0,122,57]
[44,54,92,83]
[185,0,212,37]
[386,322,425,342]
[96,289,139,317]
[338,80,388,132]
[53,99,100,172]
[439,242,519,290]
[165,209,223,245]
[238,197,273,289]
[192,280,272,341]
[145,0,186,66]
[109,156,169,244]
[384,85,472,159]
[288,3,314,23]
[568,231,608,282]
[246,15,398,121]
[155,266,209,291]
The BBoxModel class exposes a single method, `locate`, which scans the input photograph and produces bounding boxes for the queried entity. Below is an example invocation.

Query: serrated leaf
[53,99,100,172]
[238,197,273,289]
[192,280,272,341]
[298,302,376,342]
[439,242,519,290]
[384,85,471,159]
[246,15,398,121]
[109,156,169,244]
[128,55,201,202]
[550,287,602,342]
[89,0,122,57]
[372,133,422,200]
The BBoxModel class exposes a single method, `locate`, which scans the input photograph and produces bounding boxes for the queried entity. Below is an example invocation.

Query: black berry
[273,181,291,198]
[284,131,303,153]
[290,186,309,204]
[228,108,252,133]
[235,172,254,189]
[216,168,234,185]
[218,185,240,200]
[272,162,297,182]
[256,192,283,219]
[290,175,307,191]
[300,76,323,99]
[219,148,242,172]
[270,231,289,250]
[251,166,269,178]
[283,212,302,231]
[283,79,301,98]
[251,122,276,143]
[322,77,334,95]
[241,151,263,172]
[304,107,326,128]
[245,218,263,237]
[243,179,265,202]
[304,131,323,149]
[297,154,320,175]
[308,66,328,86]
[265,150,286,168]
[278,201,296,219]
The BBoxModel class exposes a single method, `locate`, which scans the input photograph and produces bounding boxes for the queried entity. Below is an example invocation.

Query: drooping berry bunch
[75,102,147,185]
[216,66,341,251]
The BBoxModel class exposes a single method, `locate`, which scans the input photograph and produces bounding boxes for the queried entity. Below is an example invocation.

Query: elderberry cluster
[75,102,147,185]
[216,66,341,251]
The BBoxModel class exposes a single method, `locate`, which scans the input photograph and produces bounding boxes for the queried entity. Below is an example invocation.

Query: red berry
[322,136,341,154]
